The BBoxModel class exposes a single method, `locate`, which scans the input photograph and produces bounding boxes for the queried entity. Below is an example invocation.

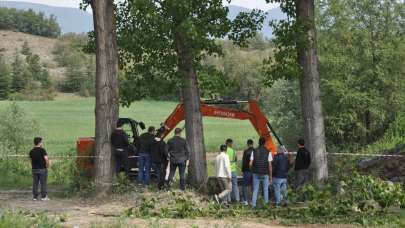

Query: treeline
[0,7,60,38]
[0,42,54,100]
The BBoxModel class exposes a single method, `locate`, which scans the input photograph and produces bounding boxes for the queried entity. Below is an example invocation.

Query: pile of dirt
[358,144,405,186]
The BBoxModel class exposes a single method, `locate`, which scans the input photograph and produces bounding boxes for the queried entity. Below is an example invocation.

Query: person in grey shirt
[167,128,190,190]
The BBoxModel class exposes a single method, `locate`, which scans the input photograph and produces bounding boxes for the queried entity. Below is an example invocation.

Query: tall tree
[88,0,119,197]
[116,0,263,189]
[265,0,328,183]
[296,0,328,183]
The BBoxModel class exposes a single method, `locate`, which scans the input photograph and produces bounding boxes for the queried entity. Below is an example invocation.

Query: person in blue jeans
[137,126,156,186]
[226,138,240,203]
[241,139,255,205]
[250,137,273,208]
[272,147,290,207]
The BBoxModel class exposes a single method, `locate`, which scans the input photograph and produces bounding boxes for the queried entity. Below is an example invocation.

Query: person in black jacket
[294,138,311,191]
[150,130,169,190]
[241,139,254,205]
[272,147,290,207]
[137,126,156,186]
[111,120,130,175]
[167,128,190,190]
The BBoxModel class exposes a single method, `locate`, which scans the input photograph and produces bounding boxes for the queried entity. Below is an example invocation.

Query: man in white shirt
[250,137,273,208]
[214,144,232,204]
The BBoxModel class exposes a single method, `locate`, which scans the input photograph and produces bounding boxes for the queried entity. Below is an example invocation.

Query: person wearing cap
[167,128,190,190]
[272,147,290,207]
[111,120,130,175]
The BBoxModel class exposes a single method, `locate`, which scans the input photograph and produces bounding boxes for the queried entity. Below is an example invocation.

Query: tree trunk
[175,33,208,191]
[296,0,328,184]
[91,0,119,197]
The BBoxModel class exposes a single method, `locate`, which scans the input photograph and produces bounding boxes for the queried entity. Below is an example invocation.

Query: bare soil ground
[0,190,355,228]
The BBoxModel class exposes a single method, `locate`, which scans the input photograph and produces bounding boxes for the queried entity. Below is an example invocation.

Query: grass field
[0,96,259,154]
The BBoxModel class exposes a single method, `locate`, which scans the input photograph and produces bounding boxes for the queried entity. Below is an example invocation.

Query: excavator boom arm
[161,100,279,154]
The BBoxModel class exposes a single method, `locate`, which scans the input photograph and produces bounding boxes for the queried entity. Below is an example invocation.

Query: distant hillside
[1,1,284,38]
[0,1,93,34]
[0,30,64,78]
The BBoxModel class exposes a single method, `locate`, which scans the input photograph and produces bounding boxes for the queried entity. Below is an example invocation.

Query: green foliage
[0,211,61,228]
[115,0,264,105]
[266,79,302,148]
[0,102,40,155]
[112,172,135,194]
[0,7,60,37]
[0,54,11,99]
[318,0,405,146]
[53,35,95,96]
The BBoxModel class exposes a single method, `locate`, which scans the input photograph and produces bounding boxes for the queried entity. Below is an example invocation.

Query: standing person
[226,138,240,203]
[241,139,254,206]
[137,126,155,186]
[214,145,232,205]
[250,137,272,208]
[294,139,311,191]
[29,137,50,201]
[167,128,190,190]
[272,147,290,207]
[150,130,169,190]
[111,120,130,175]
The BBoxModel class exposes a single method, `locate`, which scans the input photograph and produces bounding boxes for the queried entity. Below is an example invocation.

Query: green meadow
[0,96,260,154]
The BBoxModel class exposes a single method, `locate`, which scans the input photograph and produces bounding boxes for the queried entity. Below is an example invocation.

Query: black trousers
[115,148,129,175]
[168,162,186,190]
[32,169,47,199]
[152,162,167,190]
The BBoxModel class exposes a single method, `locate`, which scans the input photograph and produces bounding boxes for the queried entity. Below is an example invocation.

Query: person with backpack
[294,138,311,191]
[241,139,254,205]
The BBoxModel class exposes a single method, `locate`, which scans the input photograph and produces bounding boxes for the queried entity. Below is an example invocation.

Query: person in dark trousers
[111,120,130,175]
[250,137,272,208]
[272,147,290,207]
[150,130,169,190]
[294,138,311,191]
[29,137,50,201]
[167,128,190,190]
[137,126,156,186]
[242,139,254,206]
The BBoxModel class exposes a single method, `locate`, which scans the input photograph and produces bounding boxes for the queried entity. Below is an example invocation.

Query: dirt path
[0,190,353,228]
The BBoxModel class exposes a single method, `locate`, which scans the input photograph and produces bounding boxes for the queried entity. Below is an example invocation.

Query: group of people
[215,137,311,208]
[27,119,310,204]
[111,119,190,190]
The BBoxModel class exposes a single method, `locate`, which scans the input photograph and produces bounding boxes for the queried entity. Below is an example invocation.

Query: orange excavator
[76,99,284,172]
[160,99,284,156]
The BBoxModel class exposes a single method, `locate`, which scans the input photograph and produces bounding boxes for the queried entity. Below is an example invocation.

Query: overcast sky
[8,0,278,11]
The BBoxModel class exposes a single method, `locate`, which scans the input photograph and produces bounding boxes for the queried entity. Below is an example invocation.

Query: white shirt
[250,152,273,162]
[215,152,232,178]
